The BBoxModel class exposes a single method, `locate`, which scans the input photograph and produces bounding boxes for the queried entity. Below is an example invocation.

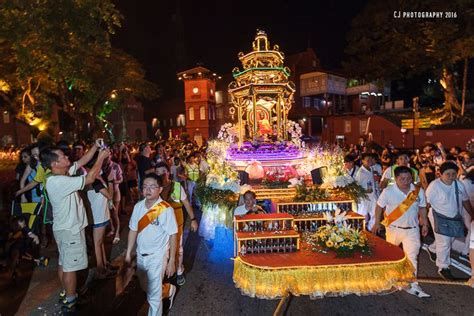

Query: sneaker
[58,289,66,303]
[405,283,430,298]
[38,256,49,267]
[176,273,186,286]
[438,268,455,281]
[459,253,470,263]
[61,296,78,312]
[424,248,437,263]
[168,284,177,310]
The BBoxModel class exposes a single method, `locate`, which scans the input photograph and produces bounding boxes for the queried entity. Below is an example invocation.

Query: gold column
[276,95,282,140]
[237,99,243,148]
[252,88,257,139]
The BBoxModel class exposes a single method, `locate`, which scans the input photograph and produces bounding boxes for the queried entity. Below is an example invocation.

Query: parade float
[197,30,366,240]
[195,31,415,307]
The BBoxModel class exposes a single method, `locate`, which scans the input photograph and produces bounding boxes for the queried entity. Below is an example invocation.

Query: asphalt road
[111,227,474,316]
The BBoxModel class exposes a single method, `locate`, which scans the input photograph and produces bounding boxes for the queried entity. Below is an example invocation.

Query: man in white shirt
[234,190,265,216]
[354,153,378,230]
[425,161,473,280]
[41,140,108,312]
[372,166,430,297]
[343,154,359,179]
[125,173,178,316]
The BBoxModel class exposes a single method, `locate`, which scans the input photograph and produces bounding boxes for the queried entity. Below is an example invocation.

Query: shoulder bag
[432,180,465,238]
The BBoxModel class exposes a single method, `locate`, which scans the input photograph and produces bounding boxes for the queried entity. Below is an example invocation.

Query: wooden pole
[273,292,290,316]
[417,277,471,286]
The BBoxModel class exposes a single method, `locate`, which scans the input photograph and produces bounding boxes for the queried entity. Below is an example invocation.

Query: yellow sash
[137,201,171,234]
[382,185,421,227]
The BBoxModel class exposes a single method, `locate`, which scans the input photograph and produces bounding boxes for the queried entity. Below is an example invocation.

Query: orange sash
[382,185,421,227]
[137,201,171,234]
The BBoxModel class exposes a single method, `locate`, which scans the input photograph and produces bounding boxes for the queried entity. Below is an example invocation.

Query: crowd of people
[1,136,473,313]
[1,138,209,314]
[341,139,474,297]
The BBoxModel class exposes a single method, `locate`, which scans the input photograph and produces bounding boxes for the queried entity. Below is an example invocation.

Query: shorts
[53,229,88,272]
[92,219,110,229]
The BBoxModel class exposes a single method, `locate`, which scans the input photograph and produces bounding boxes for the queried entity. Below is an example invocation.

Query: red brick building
[322,111,474,149]
[177,66,219,142]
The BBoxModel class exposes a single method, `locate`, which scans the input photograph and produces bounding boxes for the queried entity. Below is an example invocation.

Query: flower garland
[294,182,367,204]
[303,209,371,258]
[217,123,238,144]
[287,120,303,147]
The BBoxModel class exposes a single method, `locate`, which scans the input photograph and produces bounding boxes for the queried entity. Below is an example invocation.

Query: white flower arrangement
[204,139,241,193]
[288,177,303,187]
[320,175,354,189]
[287,120,303,147]
[217,123,238,143]
[323,208,349,226]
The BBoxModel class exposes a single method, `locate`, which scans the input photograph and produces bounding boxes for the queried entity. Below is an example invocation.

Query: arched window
[200,106,206,120]
[189,106,195,121]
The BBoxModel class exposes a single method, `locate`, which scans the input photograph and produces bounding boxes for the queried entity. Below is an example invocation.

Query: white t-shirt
[199,159,210,174]
[234,205,250,216]
[129,198,178,256]
[346,166,359,179]
[46,162,87,233]
[460,178,474,213]
[426,178,468,217]
[377,184,426,227]
[355,166,377,198]
[87,178,110,225]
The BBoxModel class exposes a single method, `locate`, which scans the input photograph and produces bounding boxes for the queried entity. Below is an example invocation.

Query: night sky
[113,0,368,98]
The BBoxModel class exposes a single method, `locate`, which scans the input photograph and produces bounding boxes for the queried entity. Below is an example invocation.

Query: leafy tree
[344,0,474,123]
[76,48,159,141]
[0,0,122,128]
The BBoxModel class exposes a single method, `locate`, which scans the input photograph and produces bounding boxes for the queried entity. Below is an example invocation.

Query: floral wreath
[287,120,303,147]
[217,123,238,143]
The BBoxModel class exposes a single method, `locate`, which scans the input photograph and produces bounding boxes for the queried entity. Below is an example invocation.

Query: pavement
[2,206,474,315]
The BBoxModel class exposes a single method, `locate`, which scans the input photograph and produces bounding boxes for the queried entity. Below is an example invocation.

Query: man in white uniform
[343,154,359,180]
[126,173,178,316]
[425,161,473,280]
[355,153,378,230]
[372,166,430,297]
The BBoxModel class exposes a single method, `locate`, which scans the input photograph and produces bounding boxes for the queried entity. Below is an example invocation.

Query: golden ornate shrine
[229,30,296,146]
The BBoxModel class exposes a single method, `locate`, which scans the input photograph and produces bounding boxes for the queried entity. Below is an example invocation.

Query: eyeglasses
[142,185,160,190]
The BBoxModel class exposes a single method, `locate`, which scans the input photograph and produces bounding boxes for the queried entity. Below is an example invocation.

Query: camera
[98,139,107,150]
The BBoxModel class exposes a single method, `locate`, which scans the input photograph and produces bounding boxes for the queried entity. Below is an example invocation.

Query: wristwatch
[190,218,196,221]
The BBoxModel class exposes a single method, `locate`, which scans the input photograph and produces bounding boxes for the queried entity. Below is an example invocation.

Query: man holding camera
[41,139,109,312]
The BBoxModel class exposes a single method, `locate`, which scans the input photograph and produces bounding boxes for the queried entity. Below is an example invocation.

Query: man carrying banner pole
[372,166,430,298]
[125,173,178,315]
